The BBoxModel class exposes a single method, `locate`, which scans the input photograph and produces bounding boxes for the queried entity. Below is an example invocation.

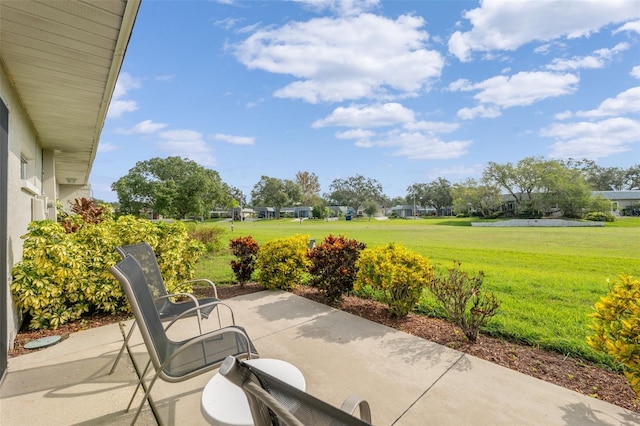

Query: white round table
[201,358,305,426]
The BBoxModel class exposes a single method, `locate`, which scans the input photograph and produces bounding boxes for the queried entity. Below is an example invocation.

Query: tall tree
[451,178,501,217]
[539,162,592,218]
[483,157,547,214]
[405,183,429,210]
[295,171,321,205]
[251,176,301,218]
[426,177,453,215]
[326,174,383,215]
[112,156,225,219]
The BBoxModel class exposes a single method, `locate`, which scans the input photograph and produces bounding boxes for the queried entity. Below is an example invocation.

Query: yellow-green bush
[11,215,203,329]
[256,234,310,290]
[588,275,640,397]
[354,243,433,317]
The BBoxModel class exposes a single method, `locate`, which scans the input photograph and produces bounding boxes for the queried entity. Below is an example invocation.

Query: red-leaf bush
[229,236,259,286]
[307,234,366,303]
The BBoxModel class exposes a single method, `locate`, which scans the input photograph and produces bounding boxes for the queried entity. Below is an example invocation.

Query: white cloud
[545,42,629,71]
[474,72,579,108]
[155,74,175,81]
[292,0,380,16]
[335,129,375,139]
[575,86,640,118]
[107,72,141,118]
[115,119,168,135]
[107,100,138,118]
[234,13,444,103]
[613,19,640,34]
[543,117,640,159]
[554,110,573,120]
[377,131,471,160]
[212,133,255,145]
[97,142,117,153]
[404,120,459,133]
[457,105,502,120]
[448,0,640,62]
[312,103,415,128]
[447,78,474,91]
[453,71,578,119]
[631,66,640,79]
[157,129,217,166]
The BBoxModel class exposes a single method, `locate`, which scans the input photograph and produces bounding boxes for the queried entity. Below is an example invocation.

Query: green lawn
[194,216,640,367]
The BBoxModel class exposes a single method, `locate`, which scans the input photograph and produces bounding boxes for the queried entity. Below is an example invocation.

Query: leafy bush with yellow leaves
[588,275,640,397]
[354,243,433,317]
[11,214,202,330]
[256,234,311,290]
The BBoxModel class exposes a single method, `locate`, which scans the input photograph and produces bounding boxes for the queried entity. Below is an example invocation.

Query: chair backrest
[220,357,372,426]
[111,255,172,370]
[116,242,167,301]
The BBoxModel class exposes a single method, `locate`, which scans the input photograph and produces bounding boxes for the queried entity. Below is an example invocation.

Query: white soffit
[0,0,140,185]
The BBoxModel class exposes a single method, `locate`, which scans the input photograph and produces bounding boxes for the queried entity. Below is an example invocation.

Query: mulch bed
[9,282,639,412]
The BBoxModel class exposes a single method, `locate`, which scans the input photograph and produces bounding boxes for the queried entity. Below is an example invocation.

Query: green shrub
[189,224,226,254]
[354,243,433,318]
[11,214,202,329]
[308,234,366,304]
[585,211,615,222]
[256,234,310,290]
[588,275,640,397]
[230,236,259,286]
[428,260,500,342]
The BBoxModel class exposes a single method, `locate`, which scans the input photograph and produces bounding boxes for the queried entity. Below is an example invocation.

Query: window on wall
[20,155,28,180]
[20,152,38,195]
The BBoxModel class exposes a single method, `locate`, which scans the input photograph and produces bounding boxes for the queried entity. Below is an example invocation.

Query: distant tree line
[110,156,639,220]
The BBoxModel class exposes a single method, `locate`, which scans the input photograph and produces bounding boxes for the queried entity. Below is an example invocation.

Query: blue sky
[92,0,640,202]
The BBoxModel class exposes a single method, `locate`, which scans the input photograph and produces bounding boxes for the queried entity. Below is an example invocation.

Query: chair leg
[125,351,161,425]
[109,321,137,375]
[126,358,152,411]
[130,368,164,426]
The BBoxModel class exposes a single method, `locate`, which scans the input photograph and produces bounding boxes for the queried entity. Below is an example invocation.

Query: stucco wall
[1,65,43,349]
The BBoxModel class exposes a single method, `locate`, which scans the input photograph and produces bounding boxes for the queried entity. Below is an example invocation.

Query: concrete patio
[1,290,638,425]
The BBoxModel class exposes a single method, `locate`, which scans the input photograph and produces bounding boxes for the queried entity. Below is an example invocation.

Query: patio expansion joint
[389,352,467,425]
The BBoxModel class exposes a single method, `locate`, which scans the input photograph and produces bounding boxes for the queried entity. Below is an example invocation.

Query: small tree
[308,235,366,303]
[362,200,378,221]
[588,275,640,397]
[229,236,259,286]
[428,261,500,342]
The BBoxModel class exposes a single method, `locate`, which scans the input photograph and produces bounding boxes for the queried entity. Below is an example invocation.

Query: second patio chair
[109,242,234,375]
[220,355,372,426]
[111,255,259,425]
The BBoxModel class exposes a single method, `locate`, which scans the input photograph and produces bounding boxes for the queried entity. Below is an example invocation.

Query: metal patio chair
[109,242,234,375]
[220,355,372,426]
[110,255,259,425]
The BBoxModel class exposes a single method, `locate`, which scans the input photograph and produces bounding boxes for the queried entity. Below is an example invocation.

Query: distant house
[254,207,276,219]
[389,205,434,218]
[328,206,352,217]
[496,190,640,217]
[593,190,640,215]
[210,207,255,220]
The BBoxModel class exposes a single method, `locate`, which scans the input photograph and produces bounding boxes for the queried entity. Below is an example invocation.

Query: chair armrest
[164,300,236,331]
[341,396,372,423]
[182,278,218,298]
[155,292,199,306]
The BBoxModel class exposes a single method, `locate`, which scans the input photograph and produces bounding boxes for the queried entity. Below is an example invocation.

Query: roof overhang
[0,0,140,186]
